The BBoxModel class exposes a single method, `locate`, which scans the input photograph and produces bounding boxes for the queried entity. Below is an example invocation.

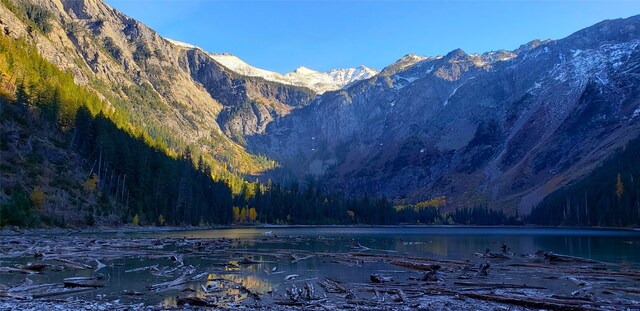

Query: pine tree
[616,173,624,201]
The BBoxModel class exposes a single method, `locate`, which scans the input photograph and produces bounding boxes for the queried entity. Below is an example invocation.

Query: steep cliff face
[182,47,315,139]
[3,0,638,216]
[0,0,316,174]
[250,16,640,213]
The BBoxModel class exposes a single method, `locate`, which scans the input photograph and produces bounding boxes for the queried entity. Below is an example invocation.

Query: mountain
[1,0,638,223]
[165,39,378,94]
[0,0,320,179]
[249,15,640,214]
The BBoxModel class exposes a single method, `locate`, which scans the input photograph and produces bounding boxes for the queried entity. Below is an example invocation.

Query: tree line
[1,29,636,228]
[528,136,640,227]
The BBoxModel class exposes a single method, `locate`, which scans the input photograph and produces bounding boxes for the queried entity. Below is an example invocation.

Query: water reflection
[13,227,636,308]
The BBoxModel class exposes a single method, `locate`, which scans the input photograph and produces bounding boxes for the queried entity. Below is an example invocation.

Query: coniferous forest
[528,136,640,226]
[0,20,638,228]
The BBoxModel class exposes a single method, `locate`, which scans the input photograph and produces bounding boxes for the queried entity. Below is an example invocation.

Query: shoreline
[1,224,638,237]
[1,231,639,310]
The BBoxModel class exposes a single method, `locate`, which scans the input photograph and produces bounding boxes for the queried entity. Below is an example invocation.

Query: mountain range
[1,0,639,218]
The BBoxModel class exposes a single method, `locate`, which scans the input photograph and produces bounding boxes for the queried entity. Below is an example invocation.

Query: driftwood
[0,266,38,274]
[421,270,445,282]
[63,280,103,288]
[390,260,440,271]
[318,278,347,293]
[453,281,546,290]
[1,234,638,310]
[370,274,393,283]
[16,263,47,272]
[566,276,589,287]
[31,287,96,299]
[150,270,192,291]
[237,257,259,265]
[476,262,490,276]
[276,283,326,306]
[176,296,217,307]
[455,291,601,311]
[284,274,299,281]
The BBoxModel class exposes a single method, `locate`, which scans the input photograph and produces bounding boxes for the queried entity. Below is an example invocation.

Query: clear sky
[105,1,640,73]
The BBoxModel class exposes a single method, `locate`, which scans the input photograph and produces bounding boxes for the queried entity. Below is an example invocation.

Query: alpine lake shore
[1,226,639,310]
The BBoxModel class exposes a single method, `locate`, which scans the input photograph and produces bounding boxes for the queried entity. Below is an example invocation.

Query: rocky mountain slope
[0,0,318,177]
[2,0,638,216]
[206,50,378,94]
[249,15,640,214]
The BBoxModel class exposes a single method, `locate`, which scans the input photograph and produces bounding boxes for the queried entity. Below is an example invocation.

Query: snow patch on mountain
[208,55,378,93]
[165,38,378,93]
[165,38,200,50]
[552,40,640,87]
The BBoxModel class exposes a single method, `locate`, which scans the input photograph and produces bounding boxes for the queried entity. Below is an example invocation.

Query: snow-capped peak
[165,37,378,94]
[209,54,378,94]
[293,66,318,74]
[165,38,200,50]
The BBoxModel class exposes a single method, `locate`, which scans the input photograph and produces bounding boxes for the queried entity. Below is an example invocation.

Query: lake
[2,226,639,309]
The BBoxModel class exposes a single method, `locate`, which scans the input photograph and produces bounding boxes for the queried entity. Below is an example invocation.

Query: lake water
[127,226,640,264]
[4,226,640,307]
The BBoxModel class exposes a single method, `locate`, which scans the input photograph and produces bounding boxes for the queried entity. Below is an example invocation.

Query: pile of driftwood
[1,234,639,310]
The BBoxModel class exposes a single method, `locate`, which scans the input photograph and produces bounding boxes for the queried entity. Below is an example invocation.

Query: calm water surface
[5,227,640,307]
[129,226,640,264]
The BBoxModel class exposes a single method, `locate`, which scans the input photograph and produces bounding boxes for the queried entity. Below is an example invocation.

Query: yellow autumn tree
[232,206,241,223]
[132,214,139,226]
[84,173,99,192]
[248,208,257,222]
[240,207,248,222]
[347,210,355,221]
[158,214,165,226]
[616,173,624,200]
[30,187,45,209]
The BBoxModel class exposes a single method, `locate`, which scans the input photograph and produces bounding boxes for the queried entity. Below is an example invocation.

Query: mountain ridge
[1,0,638,219]
[248,14,640,214]
[166,38,378,94]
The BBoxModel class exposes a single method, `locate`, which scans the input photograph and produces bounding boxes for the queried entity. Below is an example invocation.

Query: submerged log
[318,278,347,293]
[421,270,445,282]
[453,281,546,289]
[31,287,96,298]
[63,280,103,288]
[370,274,393,283]
[456,291,601,311]
[16,263,47,272]
[238,257,259,265]
[177,296,216,307]
[476,262,490,276]
[390,260,440,271]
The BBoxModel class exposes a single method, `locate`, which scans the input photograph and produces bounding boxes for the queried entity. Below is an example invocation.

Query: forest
[0,30,636,228]
[528,136,640,227]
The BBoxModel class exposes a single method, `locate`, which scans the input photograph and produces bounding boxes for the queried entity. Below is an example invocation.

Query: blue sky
[105,1,640,73]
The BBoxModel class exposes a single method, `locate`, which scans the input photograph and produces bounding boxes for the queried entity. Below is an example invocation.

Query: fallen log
[544,252,603,264]
[604,287,640,294]
[421,270,445,282]
[16,263,47,272]
[63,280,103,288]
[370,274,393,283]
[0,266,38,274]
[31,287,96,298]
[318,278,347,293]
[390,260,440,271]
[150,274,188,291]
[453,281,546,290]
[177,296,217,307]
[453,291,600,311]
[566,276,589,287]
[477,262,490,276]
[54,258,92,270]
